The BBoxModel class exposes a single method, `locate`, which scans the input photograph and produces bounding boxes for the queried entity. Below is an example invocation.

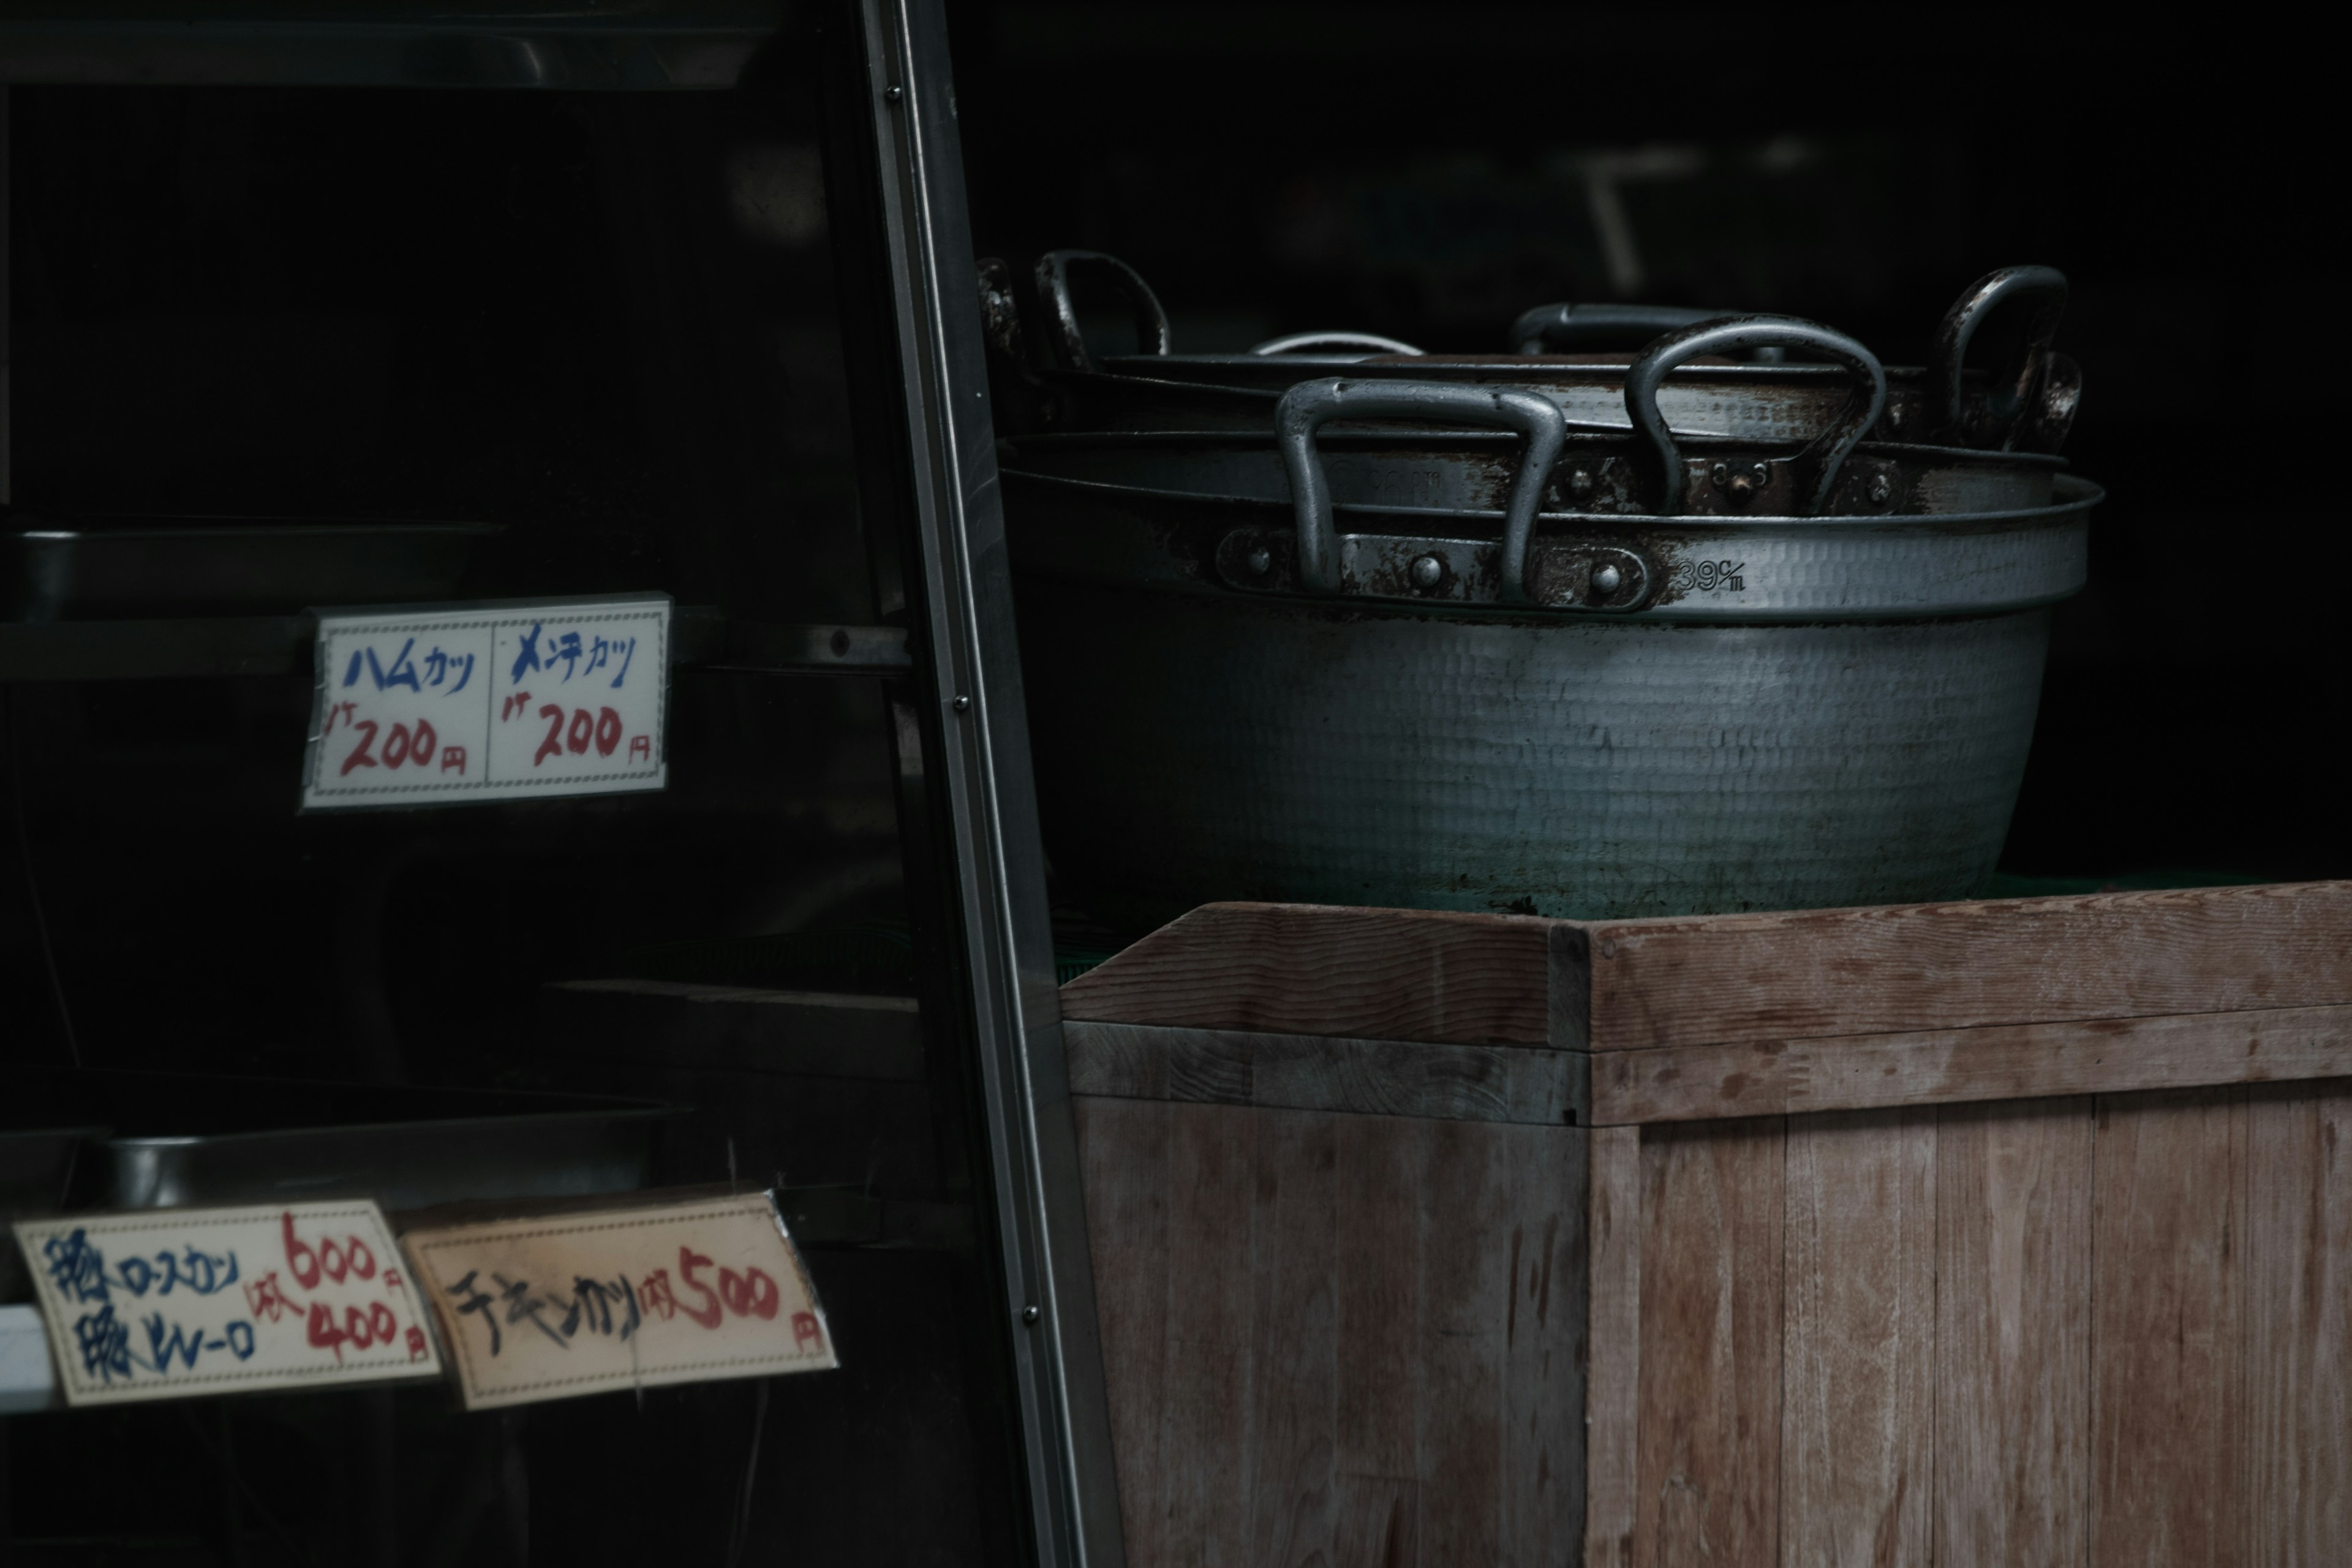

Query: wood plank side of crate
[1779,1108,1936,1567]
[1063,1019,1585,1126]
[1059,901,1560,1046]
[1589,1002,2352,1125]
[1069,1095,1586,1566]
[1581,878,2352,1052]
[2089,1086,2249,1564]
[1632,1117,1784,1565]
[2244,1080,2352,1563]
[1062,881,2352,1058]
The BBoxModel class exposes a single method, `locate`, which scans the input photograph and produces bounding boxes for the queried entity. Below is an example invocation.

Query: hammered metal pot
[1004,371,2097,930]
[1002,319,2066,520]
[991,252,2079,453]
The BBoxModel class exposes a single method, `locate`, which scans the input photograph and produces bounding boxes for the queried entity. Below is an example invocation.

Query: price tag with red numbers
[12,1202,441,1406]
[301,595,668,810]
[403,1192,836,1411]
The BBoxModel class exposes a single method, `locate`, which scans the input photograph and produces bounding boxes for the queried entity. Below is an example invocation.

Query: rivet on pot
[1409,554,1445,590]
[1592,562,1624,595]
[1868,473,1894,504]
[1246,546,1273,576]
[1567,467,1596,496]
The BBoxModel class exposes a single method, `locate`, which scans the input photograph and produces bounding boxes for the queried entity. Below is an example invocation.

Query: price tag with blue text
[302,596,669,810]
[12,1202,442,1406]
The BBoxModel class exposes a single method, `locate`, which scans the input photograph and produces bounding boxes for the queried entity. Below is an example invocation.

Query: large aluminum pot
[1000,317,2067,518]
[1003,372,2096,930]
[982,252,2081,452]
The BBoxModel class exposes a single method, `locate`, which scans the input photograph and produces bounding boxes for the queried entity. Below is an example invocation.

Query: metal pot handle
[1276,379,1567,603]
[1625,315,1887,516]
[1928,265,2068,448]
[1509,301,1725,356]
[1033,249,1172,373]
[1249,330,1425,356]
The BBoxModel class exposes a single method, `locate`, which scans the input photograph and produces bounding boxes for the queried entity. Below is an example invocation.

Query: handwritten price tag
[12,1203,442,1406]
[302,596,668,810]
[403,1193,836,1411]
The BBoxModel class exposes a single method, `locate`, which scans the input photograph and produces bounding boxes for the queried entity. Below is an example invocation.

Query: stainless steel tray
[8,1068,676,1213]
[2,516,502,621]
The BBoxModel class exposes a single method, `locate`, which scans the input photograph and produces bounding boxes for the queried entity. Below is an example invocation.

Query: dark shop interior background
[5,5,2342,1067]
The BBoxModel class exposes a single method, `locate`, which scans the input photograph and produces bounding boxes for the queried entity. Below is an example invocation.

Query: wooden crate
[1059,881,2352,1566]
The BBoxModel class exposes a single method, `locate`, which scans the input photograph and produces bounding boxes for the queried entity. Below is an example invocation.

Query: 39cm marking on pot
[1672,559,1746,592]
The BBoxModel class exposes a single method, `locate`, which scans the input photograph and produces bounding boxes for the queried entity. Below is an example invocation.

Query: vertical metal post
[2,83,12,507]
[828,2,1126,1564]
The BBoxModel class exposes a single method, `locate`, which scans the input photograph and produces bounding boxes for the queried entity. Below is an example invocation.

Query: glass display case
[0,4,1118,1563]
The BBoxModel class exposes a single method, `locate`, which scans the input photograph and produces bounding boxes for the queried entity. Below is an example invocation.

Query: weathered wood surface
[1072,1097,1172,1568]
[1590,1002,2352,1125]
[1081,1079,2352,1566]
[2091,1087,2248,1565]
[1582,1127,1641,1568]
[1934,1098,2096,1564]
[1072,1096,1585,1566]
[1634,1118,1782,1567]
[1060,902,1555,1044]
[2245,1081,2352,1564]
[1781,1109,1935,1567]
[1064,1019,1583,1125]
[1584,879,2352,1051]
[1063,882,2352,1058]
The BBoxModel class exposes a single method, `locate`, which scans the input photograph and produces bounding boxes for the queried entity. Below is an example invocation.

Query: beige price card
[12,1202,441,1406]
[402,1191,836,1410]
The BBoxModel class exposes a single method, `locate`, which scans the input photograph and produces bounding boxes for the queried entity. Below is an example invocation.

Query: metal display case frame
[0,4,1122,1564]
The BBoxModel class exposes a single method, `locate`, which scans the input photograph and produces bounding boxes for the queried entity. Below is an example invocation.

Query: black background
[951,4,2348,888]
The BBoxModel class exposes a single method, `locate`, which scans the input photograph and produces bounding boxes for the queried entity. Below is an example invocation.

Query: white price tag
[12,1203,442,1406]
[403,1193,836,1411]
[303,596,668,810]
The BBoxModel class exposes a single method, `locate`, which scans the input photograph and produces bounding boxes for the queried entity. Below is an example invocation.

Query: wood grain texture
[1247,1110,1341,1567]
[1781,1109,1935,1568]
[1935,1097,2092,1566]
[1060,901,1553,1045]
[1417,1118,1509,1562]
[1071,1098,1170,1568]
[1065,1020,1584,1126]
[1073,1096,1584,1566]
[1634,1118,1783,1568]
[2090,1087,2249,1566]
[1501,1121,1586,1566]
[1335,1114,1430,1550]
[2245,1080,2352,1565]
[1591,1003,2352,1125]
[1159,1100,1257,1564]
[1583,1126,1641,1568]
[1586,878,2352,1052]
